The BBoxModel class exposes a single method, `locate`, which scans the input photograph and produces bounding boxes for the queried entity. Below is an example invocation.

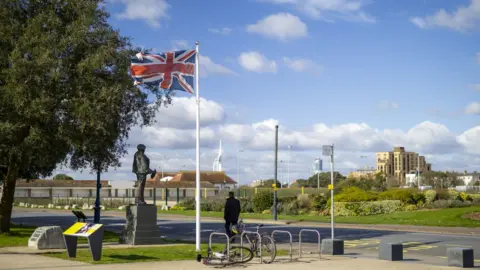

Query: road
[10,210,480,266]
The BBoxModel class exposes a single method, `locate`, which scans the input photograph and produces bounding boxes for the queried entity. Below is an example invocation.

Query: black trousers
[225,220,238,242]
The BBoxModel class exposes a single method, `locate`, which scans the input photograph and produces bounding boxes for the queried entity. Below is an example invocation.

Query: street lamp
[314,158,322,189]
[237,149,244,184]
[280,160,284,187]
[287,145,292,187]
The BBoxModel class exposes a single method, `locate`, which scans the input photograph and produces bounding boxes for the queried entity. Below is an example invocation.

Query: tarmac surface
[10,209,480,266]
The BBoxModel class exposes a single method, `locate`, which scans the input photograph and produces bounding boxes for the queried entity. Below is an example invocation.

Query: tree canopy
[0,0,171,233]
[53,174,74,181]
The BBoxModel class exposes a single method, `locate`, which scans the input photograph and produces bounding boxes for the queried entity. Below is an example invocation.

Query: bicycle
[197,243,254,266]
[229,218,277,264]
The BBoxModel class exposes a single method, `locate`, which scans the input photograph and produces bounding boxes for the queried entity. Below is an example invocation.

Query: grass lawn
[0,224,119,248]
[43,244,287,264]
[161,206,480,227]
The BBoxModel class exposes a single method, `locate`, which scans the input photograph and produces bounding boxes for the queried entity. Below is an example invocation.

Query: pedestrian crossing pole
[273,124,278,221]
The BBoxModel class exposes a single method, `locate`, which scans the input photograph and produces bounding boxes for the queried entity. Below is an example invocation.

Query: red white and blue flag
[130,50,196,94]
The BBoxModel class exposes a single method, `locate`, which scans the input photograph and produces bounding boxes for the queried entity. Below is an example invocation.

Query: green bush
[297,194,312,209]
[239,198,254,213]
[253,191,274,212]
[412,192,426,205]
[201,199,224,212]
[424,190,436,204]
[378,189,417,204]
[334,187,378,202]
[334,200,402,216]
[178,197,195,210]
[404,204,417,211]
[282,201,299,215]
[310,194,327,210]
[448,190,460,201]
[435,189,450,200]
[429,199,472,209]
[459,192,473,202]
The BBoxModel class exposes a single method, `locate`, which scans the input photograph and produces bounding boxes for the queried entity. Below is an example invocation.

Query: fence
[13,187,329,207]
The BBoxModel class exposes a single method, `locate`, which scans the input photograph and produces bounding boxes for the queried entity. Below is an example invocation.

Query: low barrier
[240,231,263,264]
[208,232,230,258]
[271,230,293,261]
[299,229,321,259]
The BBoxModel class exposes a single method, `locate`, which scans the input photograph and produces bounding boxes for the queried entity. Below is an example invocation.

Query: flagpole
[195,41,201,252]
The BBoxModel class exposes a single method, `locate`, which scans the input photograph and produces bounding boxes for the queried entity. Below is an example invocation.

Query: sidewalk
[13,207,480,236]
[0,253,468,270]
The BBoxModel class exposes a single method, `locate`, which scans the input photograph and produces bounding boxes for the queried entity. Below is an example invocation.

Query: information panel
[63,222,104,261]
[63,222,102,237]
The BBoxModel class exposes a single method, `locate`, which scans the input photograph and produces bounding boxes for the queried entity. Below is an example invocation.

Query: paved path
[0,253,471,270]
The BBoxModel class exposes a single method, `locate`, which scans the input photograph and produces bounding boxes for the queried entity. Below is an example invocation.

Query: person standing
[224,191,241,239]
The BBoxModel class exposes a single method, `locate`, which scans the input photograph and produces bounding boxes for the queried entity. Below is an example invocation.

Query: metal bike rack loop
[298,229,321,259]
[240,231,262,264]
[271,230,293,261]
[209,232,230,258]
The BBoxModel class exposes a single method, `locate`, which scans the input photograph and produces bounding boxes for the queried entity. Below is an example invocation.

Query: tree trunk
[0,164,18,234]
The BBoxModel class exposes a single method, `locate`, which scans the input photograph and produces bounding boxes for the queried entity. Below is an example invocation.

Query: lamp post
[287,145,292,187]
[280,160,284,187]
[315,158,322,189]
[237,149,244,184]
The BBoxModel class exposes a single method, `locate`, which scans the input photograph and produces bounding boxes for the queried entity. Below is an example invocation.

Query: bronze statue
[132,144,156,204]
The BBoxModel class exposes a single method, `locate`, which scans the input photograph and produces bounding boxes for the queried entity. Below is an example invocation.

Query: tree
[306,172,345,188]
[53,174,74,181]
[258,179,283,188]
[0,1,171,233]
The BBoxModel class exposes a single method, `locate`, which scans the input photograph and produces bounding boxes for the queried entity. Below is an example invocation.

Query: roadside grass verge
[0,224,119,248]
[161,206,480,227]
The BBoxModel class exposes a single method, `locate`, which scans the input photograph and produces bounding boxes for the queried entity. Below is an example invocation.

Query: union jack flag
[130,50,196,94]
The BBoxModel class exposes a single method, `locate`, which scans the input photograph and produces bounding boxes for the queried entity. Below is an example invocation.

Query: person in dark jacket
[224,191,241,239]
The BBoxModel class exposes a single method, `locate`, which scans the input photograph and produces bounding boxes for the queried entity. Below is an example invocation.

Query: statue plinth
[120,204,163,245]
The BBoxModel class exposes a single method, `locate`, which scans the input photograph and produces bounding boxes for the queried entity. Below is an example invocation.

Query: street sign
[328,184,334,190]
[322,145,333,156]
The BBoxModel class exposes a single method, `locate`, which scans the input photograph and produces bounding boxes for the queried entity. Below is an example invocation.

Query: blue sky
[57,0,480,185]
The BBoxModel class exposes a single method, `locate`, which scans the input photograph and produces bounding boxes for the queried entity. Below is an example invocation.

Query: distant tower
[213,140,223,172]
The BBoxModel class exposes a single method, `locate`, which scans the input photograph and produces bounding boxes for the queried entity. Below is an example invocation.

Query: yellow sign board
[271,184,277,188]
[328,184,334,190]
[274,187,278,191]
[63,222,102,237]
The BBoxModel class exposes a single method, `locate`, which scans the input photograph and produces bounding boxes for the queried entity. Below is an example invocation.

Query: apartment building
[348,167,377,180]
[376,147,432,184]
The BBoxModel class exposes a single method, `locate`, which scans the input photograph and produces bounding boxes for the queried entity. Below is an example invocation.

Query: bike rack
[240,230,262,264]
[298,229,321,259]
[271,230,293,261]
[209,232,230,258]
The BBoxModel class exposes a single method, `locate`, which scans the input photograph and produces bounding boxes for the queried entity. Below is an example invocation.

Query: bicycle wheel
[259,235,276,264]
[202,246,253,266]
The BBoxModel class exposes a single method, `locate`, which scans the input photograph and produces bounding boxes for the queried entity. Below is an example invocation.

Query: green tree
[53,174,74,180]
[0,1,171,233]
[258,179,283,188]
[306,172,345,188]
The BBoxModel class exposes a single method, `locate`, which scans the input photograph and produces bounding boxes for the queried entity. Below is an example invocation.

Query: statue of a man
[132,144,155,204]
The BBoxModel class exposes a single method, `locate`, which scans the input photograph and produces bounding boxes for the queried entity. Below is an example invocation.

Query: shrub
[435,190,450,200]
[404,204,417,211]
[424,190,436,204]
[334,200,402,216]
[459,192,472,202]
[412,193,426,205]
[378,189,416,204]
[253,191,274,212]
[310,194,327,210]
[430,199,472,209]
[297,194,312,209]
[170,205,185,211]
[334,187,378,202]
[283,201,299,215]
[239,198,254,213]
[472,198,480,205]
[201,199,224,212]
[178,197,195,210]
[448,190,460,201]
[262,209,271,214]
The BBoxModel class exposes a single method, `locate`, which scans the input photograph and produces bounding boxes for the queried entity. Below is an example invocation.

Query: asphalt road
[10,210,480,266]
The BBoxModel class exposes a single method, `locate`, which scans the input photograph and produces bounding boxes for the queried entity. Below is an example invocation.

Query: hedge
[334,200,402,216]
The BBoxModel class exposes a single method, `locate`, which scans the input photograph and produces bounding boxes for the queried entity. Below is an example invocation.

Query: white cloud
[258,0,375,23]
[246,13,308,41]
[238,52,277,73]
[378,100,400,110]
[115,0,170,28]
[170,40,237,77]
[465,102,480,115]
[410,0,480,32]
[208,27,232,35]
[283,57,323,74]
[49,97,480,184]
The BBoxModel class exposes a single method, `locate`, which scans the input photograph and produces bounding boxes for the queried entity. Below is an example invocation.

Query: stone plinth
[378,242,403,261]
[28,226,65,249]
[321,239,344,255]
[447,247,474,268]
[121,204,162,245]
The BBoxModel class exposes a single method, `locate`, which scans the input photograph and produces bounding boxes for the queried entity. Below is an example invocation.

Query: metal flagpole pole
[330,144,335,239]
[195,41,201,252]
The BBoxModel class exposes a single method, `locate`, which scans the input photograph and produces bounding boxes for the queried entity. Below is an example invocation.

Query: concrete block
[71,204,77,209]
[38,205,45,208]
[25,203,30,207]
[447,247,474,268]
[121,204,162,245]
[118,206,126,210]
[321,239,344,255]
[48,204,54,209]
[379,242,403,261]
[31,204,37,208]
[28,226,65,250]
[82,203,89,209]
[19,202,25,207]
[101,205,106,211]
[55,206,62,209]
